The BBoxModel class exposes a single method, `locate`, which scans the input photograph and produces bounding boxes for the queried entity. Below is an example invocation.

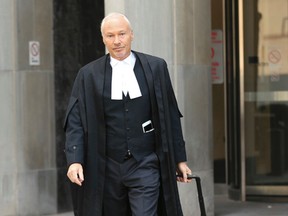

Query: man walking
[64,12,192,216]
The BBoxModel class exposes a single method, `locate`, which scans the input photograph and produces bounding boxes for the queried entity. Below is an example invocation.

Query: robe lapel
[86,55,108,159]
[135,52,168,153]
[93,56,107,99]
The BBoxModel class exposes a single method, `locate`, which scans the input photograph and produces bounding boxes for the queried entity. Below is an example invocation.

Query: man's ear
[131,30,134,41]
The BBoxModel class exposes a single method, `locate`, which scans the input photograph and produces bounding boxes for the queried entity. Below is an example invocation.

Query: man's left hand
[176,162,192,183]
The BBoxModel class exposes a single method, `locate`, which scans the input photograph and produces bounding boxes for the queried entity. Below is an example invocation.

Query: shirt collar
[110,52,136,68]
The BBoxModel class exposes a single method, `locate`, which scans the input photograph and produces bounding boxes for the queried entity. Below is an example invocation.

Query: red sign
[211,30,223,84]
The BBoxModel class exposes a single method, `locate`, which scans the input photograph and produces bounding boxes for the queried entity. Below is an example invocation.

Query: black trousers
[103,152,160,216]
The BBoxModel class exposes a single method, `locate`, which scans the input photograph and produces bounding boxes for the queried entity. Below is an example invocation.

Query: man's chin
[114,52,128,60]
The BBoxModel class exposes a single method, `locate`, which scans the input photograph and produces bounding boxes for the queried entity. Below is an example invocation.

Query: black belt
[124,150,133,161]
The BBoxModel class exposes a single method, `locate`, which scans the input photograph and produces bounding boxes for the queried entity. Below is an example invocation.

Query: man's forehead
[103,22,130,34]
[103,27,128,34]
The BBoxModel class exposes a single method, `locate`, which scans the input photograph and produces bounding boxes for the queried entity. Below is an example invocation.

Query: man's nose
[113,35,120,44]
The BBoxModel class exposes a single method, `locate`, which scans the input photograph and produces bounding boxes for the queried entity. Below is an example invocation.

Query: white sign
[211,30,223,84]
[29,41,40,65]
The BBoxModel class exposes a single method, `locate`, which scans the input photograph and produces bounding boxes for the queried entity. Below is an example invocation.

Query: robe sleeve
[163,62,187,163]
[63,73,85,167]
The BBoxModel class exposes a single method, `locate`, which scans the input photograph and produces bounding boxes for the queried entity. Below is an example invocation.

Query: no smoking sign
[29,41,40,65]
[268,49,281,64]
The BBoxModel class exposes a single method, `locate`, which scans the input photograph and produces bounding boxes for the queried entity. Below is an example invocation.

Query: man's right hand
[67,163,84,186]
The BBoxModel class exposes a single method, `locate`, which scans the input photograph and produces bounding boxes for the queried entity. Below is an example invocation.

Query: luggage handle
[190,175,206,216]
[176,174,207,216]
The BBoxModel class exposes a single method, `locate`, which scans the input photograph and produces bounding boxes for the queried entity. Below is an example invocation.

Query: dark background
[53,0,105,212]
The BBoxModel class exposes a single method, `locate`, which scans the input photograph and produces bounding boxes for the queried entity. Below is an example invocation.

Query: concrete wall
[0,0,213,214]
[105,0,214,215]
[0,0,56,215]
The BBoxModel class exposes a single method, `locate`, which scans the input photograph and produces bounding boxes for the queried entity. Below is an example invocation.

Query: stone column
[105,0,214,215]
[0,0,56,215]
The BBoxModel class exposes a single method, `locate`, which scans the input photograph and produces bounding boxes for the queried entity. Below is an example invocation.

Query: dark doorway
[53,0,105,212]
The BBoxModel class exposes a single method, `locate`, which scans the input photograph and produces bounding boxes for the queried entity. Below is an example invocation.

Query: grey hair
[100,12,132,35]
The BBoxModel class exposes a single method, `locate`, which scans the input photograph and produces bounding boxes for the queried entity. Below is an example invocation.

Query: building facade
[0,0,56,215]
[0,0,212,215]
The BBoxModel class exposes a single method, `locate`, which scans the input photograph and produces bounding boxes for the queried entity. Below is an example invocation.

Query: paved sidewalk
[215,194,288,216]
[50,194,288,216]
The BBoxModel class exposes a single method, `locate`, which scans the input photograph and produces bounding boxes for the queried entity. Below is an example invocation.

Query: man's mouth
[113,47,124,51]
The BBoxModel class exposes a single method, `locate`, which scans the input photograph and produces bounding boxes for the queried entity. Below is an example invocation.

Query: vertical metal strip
[222,0,228,185]
[238,0,246,201]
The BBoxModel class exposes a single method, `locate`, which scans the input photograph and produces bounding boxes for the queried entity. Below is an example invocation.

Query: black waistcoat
[103,57,156,163]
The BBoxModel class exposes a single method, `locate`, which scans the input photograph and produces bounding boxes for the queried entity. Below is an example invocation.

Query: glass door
[240,0,288,197]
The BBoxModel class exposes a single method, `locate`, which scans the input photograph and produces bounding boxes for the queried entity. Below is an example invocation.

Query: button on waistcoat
[103,57,155,163]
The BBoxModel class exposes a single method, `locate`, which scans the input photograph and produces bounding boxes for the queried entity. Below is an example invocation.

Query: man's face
[102,17,134,61]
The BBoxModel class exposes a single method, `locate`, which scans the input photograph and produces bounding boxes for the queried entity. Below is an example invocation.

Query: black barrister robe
[64,51,188,216]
